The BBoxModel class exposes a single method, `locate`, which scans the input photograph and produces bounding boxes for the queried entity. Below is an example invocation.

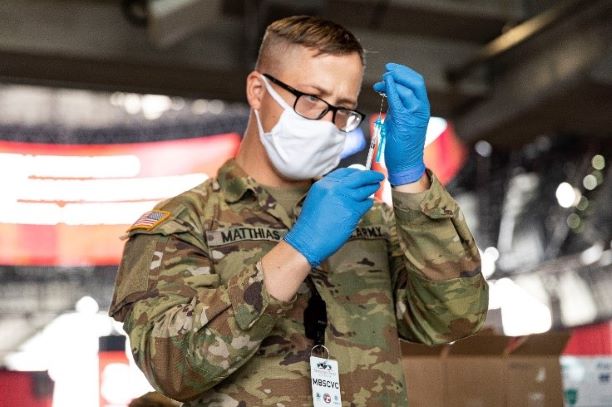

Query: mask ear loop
[255,76,294,163]
[260,74,293,111]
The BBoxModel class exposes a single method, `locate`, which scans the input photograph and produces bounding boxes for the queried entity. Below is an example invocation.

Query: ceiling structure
[1,0,610,148]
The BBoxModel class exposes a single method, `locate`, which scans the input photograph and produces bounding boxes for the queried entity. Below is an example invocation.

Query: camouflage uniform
[109,159,488,406]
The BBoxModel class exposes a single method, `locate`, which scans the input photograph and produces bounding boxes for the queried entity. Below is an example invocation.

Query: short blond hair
[255,15,364,72]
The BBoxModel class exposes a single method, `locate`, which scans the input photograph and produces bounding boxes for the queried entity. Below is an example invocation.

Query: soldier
[109,15,489,406]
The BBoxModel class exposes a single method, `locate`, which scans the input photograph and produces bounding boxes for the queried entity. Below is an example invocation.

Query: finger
[385,63,429,105]
[347,182,381,201]
[394,84,421,114]
[384,74,403,116]
[372,80,386,94]
[323,167,359,181]
[354,198,375,217]
[385,62,421,78]
[344,169,385,188]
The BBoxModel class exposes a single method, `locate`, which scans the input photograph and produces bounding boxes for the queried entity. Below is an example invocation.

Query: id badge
[310,346,342,407]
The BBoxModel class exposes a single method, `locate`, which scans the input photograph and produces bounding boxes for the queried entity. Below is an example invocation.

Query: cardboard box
[400,343,446,407]
[401,331,570,407]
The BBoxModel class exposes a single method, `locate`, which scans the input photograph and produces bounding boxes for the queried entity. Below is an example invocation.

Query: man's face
[258,46,364,133]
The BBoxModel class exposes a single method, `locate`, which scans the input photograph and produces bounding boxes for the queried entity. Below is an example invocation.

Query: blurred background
[0,0,610,406]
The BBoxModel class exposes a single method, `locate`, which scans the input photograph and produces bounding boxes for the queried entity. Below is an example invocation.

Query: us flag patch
[128,210,171,231]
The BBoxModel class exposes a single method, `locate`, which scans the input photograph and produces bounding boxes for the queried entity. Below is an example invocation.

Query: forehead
[275,46,364,101]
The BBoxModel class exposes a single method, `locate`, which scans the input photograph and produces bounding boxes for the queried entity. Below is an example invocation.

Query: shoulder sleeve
[109,208,195,321]
[385,170,489,345]
[108,191,295,401]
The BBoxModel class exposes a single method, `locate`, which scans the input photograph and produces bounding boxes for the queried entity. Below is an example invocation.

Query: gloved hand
[284,168,384,267]
[373,63,430,186]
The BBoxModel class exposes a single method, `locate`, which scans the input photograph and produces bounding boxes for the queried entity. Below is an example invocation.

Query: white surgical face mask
[254,75,347,180]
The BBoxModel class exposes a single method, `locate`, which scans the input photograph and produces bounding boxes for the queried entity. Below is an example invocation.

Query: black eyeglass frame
[262,73,366,133]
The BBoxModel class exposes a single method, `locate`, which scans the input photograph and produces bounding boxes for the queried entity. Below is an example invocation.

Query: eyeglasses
[263,73,365,133]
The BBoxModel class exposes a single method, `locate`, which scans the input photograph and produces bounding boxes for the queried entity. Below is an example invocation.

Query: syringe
[365,93,386,170]
[365,119,382,170]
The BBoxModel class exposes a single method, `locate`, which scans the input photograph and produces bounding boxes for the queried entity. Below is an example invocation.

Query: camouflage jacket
[109,159,488,406]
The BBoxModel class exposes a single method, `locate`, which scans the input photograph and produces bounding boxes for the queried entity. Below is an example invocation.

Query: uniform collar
[216,159,300,229]
[216,159,258,203]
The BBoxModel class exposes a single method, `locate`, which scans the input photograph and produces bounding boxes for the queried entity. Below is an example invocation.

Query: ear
[246,71,265,110]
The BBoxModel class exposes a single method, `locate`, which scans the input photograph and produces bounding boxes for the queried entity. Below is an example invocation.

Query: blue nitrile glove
[284,168,385,267]
[373,63,430,186]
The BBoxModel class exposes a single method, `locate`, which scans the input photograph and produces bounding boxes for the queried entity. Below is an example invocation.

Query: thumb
[373,81,386,94]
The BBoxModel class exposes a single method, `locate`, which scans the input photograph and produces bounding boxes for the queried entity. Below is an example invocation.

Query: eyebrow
[300,83,357,109]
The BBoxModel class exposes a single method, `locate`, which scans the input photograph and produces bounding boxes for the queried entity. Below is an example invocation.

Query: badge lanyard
[304,277,342,406]
[304,277,327,346]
